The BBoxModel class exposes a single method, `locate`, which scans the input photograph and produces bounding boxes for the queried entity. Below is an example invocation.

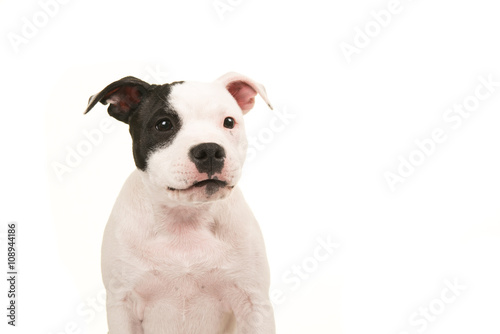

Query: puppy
[84,72,275,334]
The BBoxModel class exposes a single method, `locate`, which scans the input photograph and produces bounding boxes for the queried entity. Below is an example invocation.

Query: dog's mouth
[192,179,228,188]
[167,179,233,194]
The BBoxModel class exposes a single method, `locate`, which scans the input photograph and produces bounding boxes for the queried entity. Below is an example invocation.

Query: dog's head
[85,72,271,204]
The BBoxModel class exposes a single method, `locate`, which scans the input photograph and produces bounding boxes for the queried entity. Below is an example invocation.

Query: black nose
[189,143,226,177]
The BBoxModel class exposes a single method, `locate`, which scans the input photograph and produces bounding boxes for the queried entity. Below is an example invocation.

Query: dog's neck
[150,202,218,238]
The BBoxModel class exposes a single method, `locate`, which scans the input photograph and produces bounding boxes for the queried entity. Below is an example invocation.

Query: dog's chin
[165,180,235,203]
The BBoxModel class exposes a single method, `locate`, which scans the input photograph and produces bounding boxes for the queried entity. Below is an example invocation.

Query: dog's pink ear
[84,76,150,124]
[216,72,272,114]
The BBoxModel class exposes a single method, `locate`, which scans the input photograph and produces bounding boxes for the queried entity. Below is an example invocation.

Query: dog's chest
[129,220,235,305]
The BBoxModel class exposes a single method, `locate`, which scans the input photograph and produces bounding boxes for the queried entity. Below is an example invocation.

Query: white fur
[101,76,275,333]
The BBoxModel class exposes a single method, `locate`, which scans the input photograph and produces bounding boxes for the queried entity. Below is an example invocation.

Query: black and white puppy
[84,72,275,334]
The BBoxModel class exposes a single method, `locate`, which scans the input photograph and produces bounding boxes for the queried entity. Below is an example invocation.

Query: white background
[1,0,500,333]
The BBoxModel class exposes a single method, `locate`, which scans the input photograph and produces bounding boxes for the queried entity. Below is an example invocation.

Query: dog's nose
[189,143,226,177]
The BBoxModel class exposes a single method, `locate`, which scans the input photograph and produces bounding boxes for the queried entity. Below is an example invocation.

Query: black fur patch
[128,84,183,170]
[85,78,186,170]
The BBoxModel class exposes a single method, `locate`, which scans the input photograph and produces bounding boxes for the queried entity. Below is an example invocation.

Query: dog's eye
[155,119,173,131]
[223,117,235,129]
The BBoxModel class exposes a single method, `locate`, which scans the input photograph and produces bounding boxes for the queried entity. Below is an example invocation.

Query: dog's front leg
[231,290,276,334]
[105,292,144,334]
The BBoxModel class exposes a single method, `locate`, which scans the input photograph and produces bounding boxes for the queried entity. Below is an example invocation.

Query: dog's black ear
[84,76,151,123]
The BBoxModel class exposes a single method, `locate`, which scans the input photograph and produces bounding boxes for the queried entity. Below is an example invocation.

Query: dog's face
[141,81,248,203]
[85,72,271,204]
